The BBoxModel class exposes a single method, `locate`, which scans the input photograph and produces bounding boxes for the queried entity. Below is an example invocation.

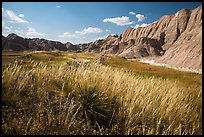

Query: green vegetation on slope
[103,55,201,92]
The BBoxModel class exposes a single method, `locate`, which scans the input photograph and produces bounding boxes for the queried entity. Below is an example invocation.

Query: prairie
[2,51,202,135]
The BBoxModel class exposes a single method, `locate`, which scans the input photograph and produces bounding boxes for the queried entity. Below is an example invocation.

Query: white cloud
[103,16,134,26]
[26,27,45,37]
[139,23,150,27]
[104,34,118,39]
[134,23,151,28]
[75,27,103,35]
[134,24,141,28]
[2,8,28,23]
[2,20,12,36]
[58,32,83,44]
[129,11,136,15]
[58,32,77,39]
[14,29,25,37]
[58,27,103,44]
[89,33,118,43]
[105,29,110,32]
[14,29,24,34]
[134,20,158,29]
[18,14,24,18]
[152,21,158,24]
[2,20,5,27]
[91,36,107,42]
[3,21,25,37]
[4,26,12,31]
[56,6,61,8]
[2,26,13,35]
[136,14,146,22]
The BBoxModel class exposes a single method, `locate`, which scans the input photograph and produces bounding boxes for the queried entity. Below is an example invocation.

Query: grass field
[103,55,201,93]
[2,51,202,135]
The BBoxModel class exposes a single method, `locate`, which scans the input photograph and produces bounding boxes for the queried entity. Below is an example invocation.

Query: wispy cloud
[58,32,84,44]
[90,36,106,42]
[56,6,61,8]
[2,20,5,27]
[2,8,28,23]
[105,34,118,37]
[58,27,103,44]
[87,34,115,43]
[134,23,151,28]
[105,29,110,32]
[135,14,146,22]
[18,14,24,18]
[2,25,13,36]
[75,27,103,35]
[2,20,12,36]
[103,16,134,26]
[152,21,158,24]
[58,32,77,39]
[134,20,158,29]
[129,11,136,15]
[26,27,45,37]
[14,29,25,37]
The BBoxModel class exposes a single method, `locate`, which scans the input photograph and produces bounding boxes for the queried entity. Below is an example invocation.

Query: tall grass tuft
[2,61,202,135]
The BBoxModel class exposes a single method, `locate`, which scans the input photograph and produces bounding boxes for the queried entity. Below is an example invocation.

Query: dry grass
[2,51,97,67]
[104,55,201,92]
[2,60,202,135]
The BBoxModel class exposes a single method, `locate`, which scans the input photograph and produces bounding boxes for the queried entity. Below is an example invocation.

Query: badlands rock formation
[154,6,202,69]
[2,5,202,69]
[83,5,202,69]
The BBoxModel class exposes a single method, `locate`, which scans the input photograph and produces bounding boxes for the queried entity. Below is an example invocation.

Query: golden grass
[2,59,202,135]
[2,51,98,66]
[103,55,201,92]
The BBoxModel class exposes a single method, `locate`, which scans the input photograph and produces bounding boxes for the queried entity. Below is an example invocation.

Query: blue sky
[2,2,202,44]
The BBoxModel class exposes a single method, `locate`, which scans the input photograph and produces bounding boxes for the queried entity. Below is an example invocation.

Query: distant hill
[2,33,81,52]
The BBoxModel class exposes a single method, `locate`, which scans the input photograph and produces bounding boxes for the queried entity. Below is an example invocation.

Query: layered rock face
[118,5,201,61]
[81,35,119,54]
[83,5,202,69]
[154,6,202,69]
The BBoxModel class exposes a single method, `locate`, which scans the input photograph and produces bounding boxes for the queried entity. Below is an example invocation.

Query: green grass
[2,51,93,68]
[2,51,202,135]
[63,52,96,59]
[103,55,201,91]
